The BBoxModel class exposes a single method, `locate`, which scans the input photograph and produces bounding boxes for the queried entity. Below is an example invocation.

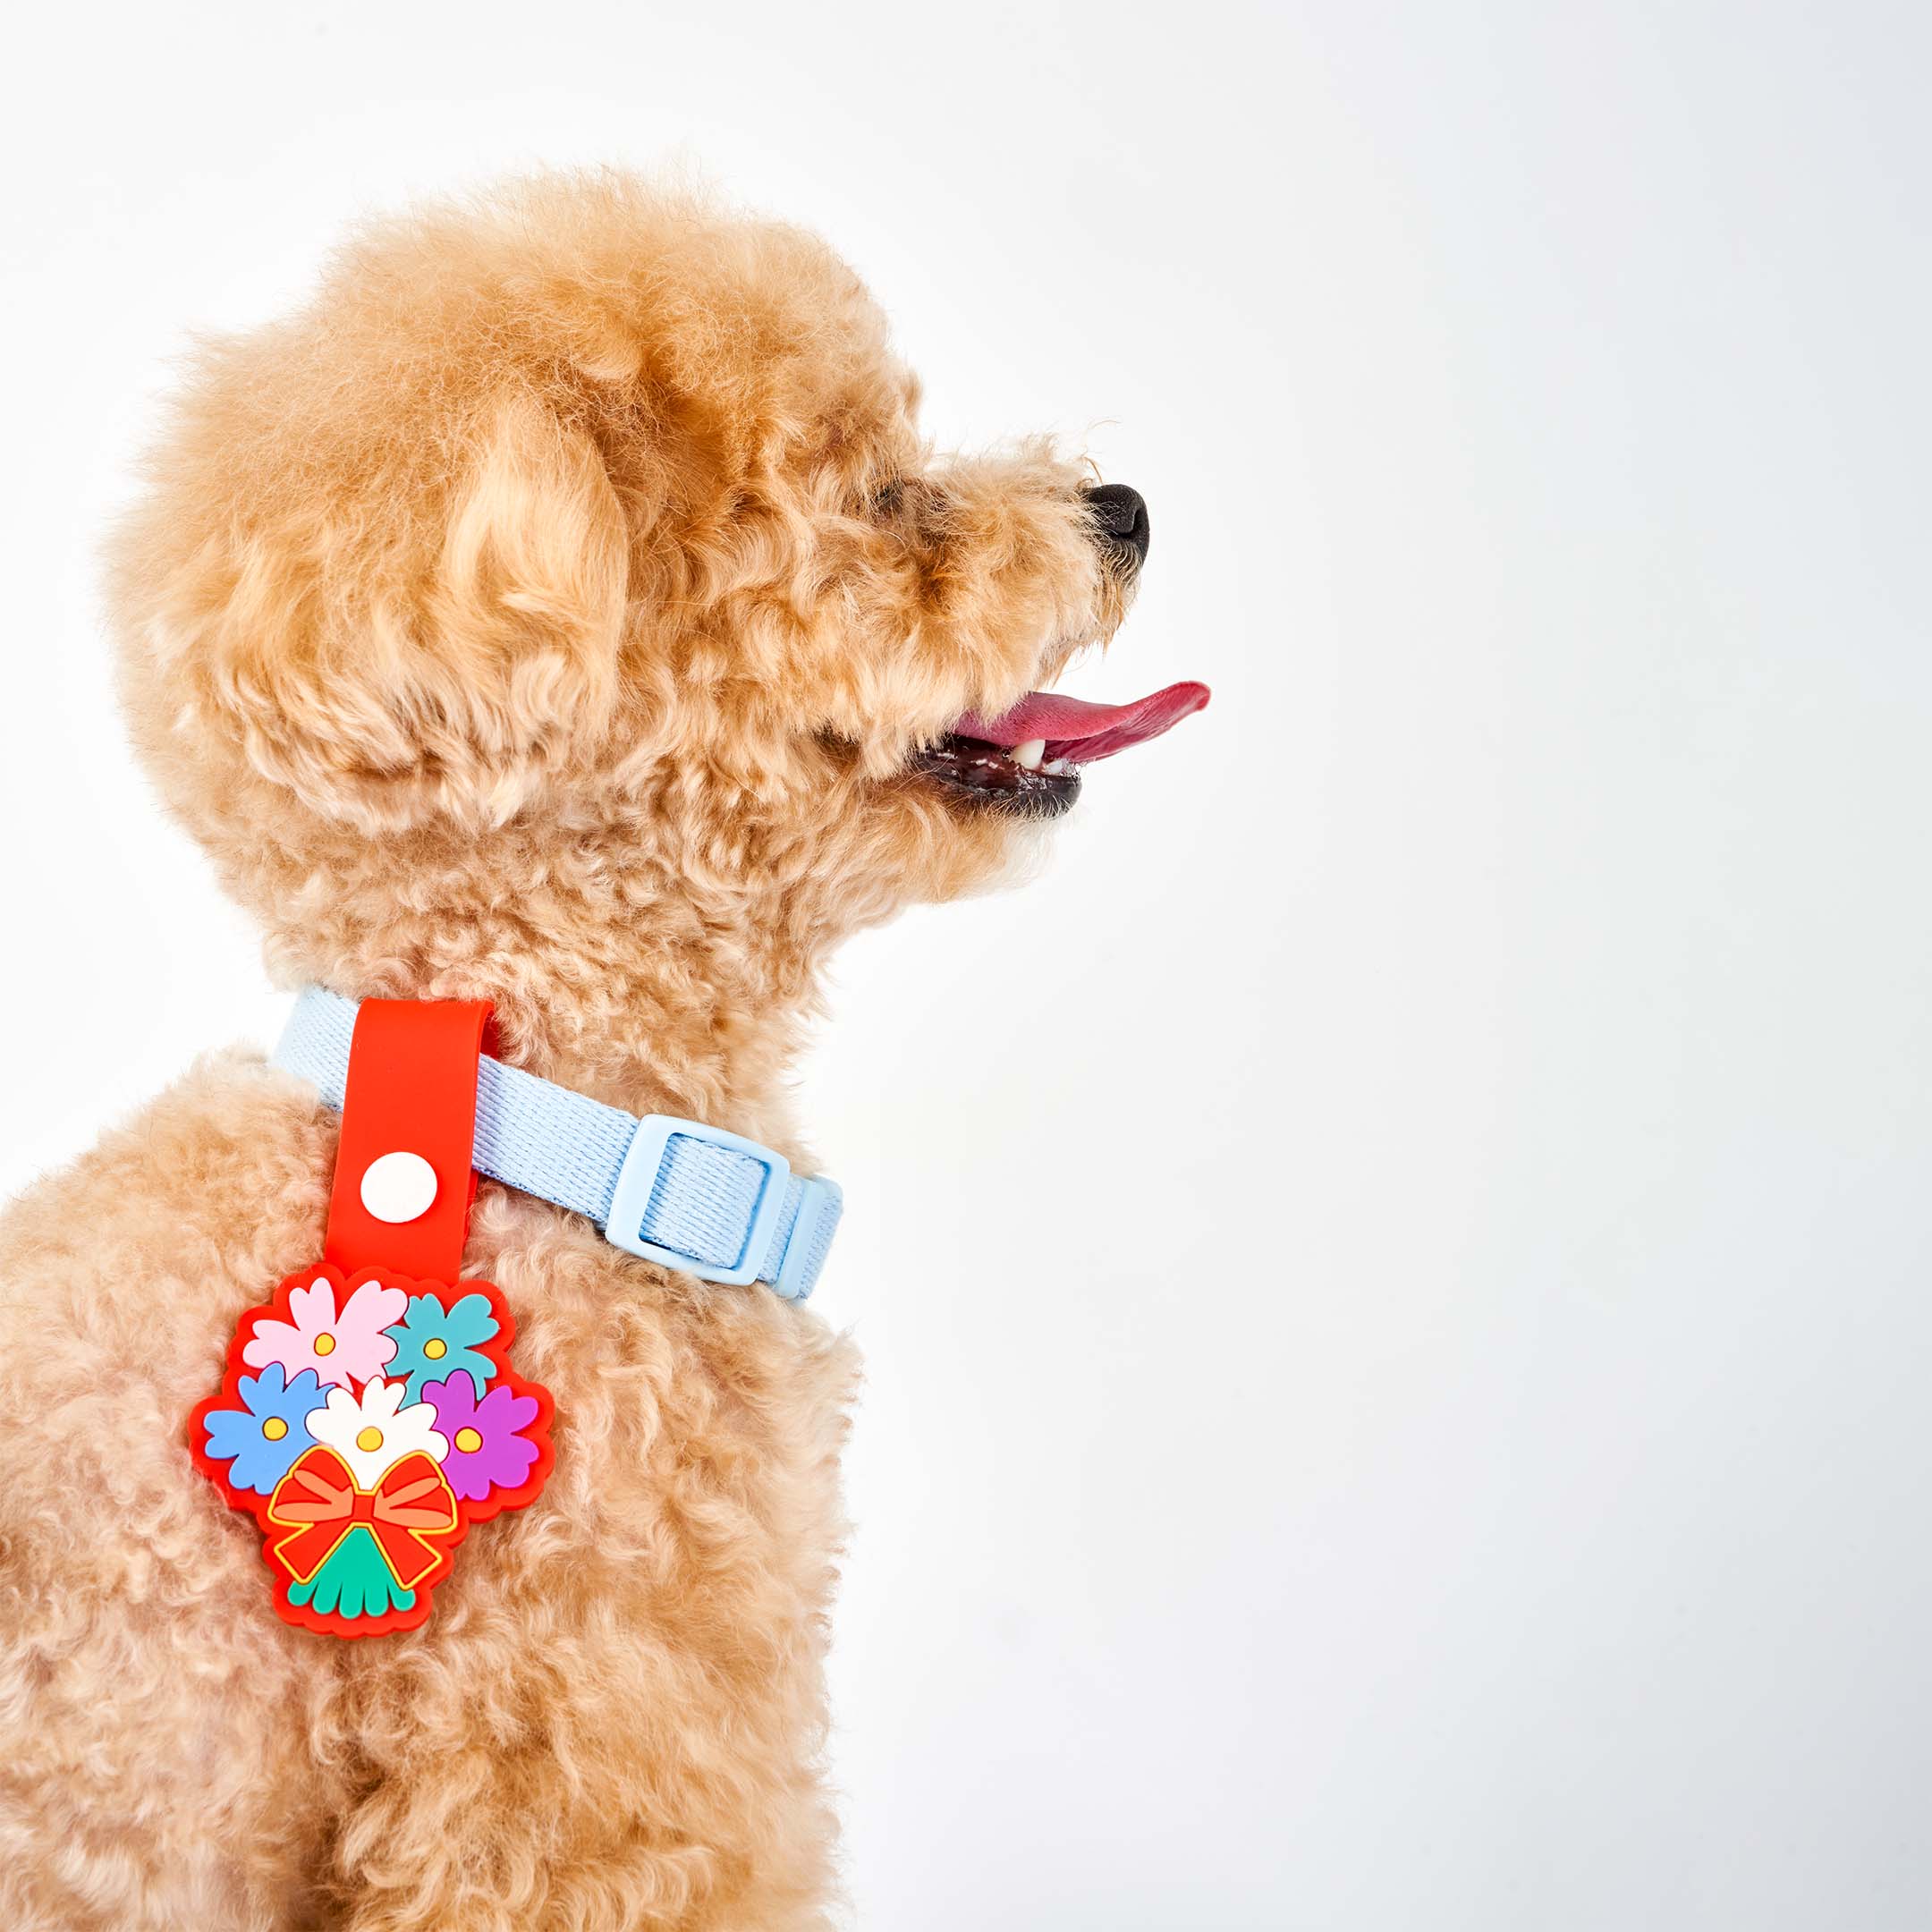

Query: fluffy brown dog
[0,172,1202,1929]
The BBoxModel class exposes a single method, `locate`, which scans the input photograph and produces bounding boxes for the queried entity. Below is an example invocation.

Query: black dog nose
[1082,482,1150,569]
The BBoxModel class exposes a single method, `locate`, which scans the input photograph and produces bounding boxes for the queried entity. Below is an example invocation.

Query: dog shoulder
[0,1050,335,1424]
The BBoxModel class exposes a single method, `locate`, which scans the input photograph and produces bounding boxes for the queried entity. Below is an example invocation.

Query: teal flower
[286,1525,416,1620]
[384,1292,498,1402]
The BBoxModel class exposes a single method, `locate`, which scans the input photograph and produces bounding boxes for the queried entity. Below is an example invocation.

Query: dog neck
[282,939,812,1135]
[250,828,823,1137]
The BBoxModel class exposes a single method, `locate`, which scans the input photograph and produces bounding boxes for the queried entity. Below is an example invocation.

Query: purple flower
[421,1370,540,1502]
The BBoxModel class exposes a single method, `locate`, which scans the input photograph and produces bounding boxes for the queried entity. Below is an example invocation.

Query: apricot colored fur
[0,172,1133,1929]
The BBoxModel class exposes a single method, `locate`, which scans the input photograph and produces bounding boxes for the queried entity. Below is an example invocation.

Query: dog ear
[116,391,629,828]
[429,391,631,758]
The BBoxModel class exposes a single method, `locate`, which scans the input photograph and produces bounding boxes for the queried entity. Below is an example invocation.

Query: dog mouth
[911,681,1211,819]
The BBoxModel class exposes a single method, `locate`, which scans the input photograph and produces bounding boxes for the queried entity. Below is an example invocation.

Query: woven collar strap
[275,987,841,1302]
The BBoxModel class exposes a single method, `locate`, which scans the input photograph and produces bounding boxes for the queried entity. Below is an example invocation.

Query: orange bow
[267,1446,458,1590]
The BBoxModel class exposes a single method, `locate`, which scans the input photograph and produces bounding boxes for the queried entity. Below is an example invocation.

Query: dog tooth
[1011,739,1046,771]
[1042,758,1076,776]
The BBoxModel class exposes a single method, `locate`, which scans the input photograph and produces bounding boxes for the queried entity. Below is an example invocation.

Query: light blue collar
[275,987,841,1301]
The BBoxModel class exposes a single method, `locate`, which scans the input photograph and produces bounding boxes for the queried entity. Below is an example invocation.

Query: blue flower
[384,1292,499,1403]
[202,1364,324,1495]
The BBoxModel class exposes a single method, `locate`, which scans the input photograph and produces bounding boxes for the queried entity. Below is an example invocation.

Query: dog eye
[869,479,906,518]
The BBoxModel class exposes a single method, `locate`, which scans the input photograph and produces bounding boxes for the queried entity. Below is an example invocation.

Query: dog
[0,171,1205,1930]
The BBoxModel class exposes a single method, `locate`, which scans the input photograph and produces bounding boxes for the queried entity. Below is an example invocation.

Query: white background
[4,5,1929,1927]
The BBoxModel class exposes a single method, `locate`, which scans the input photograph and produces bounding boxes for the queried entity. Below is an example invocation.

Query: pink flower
[242,1276,404,1389]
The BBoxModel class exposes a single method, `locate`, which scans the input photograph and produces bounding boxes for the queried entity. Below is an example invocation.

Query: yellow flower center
[355,1426,386,1453]
[261,1417,289,1442]
[423,1338,447,1360]
[453,1427,484,1454]
[312,1334,336,1357]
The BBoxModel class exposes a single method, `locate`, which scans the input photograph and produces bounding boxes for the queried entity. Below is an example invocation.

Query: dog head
[110,174,1206,1007]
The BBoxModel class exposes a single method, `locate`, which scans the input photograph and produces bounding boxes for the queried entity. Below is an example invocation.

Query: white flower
[307,1377,448,1487]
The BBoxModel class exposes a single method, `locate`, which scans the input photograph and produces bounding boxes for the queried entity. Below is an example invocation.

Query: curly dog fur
[0,172,1140,1929]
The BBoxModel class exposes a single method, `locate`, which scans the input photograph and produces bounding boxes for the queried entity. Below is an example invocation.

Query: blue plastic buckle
[605,1115,792,1287]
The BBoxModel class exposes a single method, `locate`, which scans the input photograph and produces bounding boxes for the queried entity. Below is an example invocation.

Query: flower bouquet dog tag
[191,1263,552,1634]
[189,1000,554,1637]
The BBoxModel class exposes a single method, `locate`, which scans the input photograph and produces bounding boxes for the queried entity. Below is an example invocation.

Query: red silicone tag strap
[322,999,493,1283]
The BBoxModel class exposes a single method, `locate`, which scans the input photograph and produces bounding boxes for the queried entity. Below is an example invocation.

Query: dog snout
[1081,482,1150,572]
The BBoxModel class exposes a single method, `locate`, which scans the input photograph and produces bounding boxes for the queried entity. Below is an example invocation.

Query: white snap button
[360,1150,438,1224]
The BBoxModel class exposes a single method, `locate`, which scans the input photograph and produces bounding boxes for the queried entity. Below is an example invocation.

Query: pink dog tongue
[954,680,1210,762]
